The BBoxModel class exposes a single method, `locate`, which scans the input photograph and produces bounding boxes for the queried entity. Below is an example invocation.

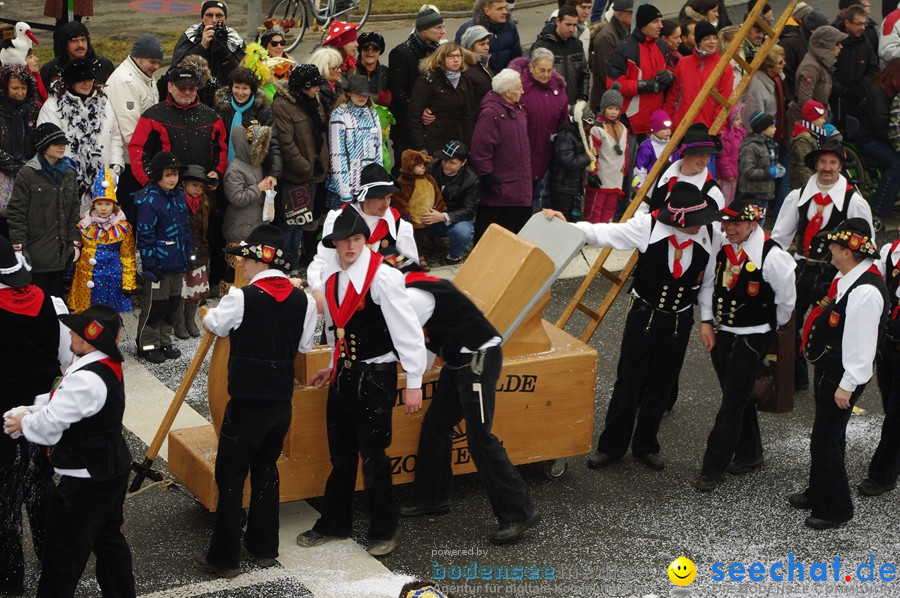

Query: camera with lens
[213,20,229,43]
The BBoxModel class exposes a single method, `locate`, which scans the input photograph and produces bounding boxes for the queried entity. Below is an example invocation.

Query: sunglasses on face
[268,39,286,46]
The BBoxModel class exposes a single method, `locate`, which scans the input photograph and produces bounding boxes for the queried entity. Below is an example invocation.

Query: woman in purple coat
[508,50,568,209]
[469,69,531,245]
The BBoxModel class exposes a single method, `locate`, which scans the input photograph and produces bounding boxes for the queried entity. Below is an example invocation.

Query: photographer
[171,1,246,106]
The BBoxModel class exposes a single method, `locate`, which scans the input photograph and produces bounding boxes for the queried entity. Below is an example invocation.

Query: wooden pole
[129,309,215,492]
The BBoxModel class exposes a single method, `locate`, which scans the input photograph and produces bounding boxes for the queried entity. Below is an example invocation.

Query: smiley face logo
[668,556,696,586]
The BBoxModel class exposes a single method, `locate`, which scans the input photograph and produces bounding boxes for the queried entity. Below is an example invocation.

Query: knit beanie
[748,110,775,134]
[201,1,227,17]
[694,21,718,44]
[803,8,828,31]
[801,100,826,123]
[600,82,623,113]
[635,4,663,30]
[460,25,491,51]
[34,122,69,153]
[650,109,672,133]
[416,8,443,31]
[131,35,163,60]
[792,2,813,22]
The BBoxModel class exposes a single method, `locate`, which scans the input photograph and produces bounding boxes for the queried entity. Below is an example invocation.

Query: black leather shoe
[788,493,811,510]
[805,515,849,530]
[138,349,166,364]
[727,457,764,475]
[162,346,181,359]
[242,539,277,567]
[635,452,665,470]
[399,503,450,518]
[296,529,346,547]
[192,551,240,578]
[587,452,620,469]
[694,475,721,492]
[490,510,541,545]
[858,478,897,497]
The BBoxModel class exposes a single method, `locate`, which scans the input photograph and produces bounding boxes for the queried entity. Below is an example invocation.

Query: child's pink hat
[650,110,672,133]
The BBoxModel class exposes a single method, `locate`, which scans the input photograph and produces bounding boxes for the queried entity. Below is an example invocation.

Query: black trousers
[0,440,53,592]
[473,205,532,246]
[206,398,292,569]
[801,368,867,522]
[700,330,771,478]
[793,260,837,386]
[868,337,900,485]
[410,346,535,525]
[37,472,134,598]
[313,363,398,542]
[597,299,694,458]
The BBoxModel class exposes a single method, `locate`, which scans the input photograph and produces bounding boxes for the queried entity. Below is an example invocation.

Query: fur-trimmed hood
[232,122,271,168]
[214,86,270,112]
[508,56,566,95]
[272,79,298,104]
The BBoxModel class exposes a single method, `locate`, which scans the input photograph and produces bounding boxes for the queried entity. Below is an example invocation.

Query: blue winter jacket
[134,183,193,275]
[455,19,522,73]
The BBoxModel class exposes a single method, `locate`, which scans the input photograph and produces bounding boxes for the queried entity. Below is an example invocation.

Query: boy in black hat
[133,151,194,363]
[694,194,797,492]
[770,140,874,390]
[306,163,419,308]
[296,208,426,557]
[0,234,71,594]
[646,122,726,213]
[4,304,135,597]
[422,140,479,263]
[545,182,718,471]
[194,224,317,578]
[791,218,888,529]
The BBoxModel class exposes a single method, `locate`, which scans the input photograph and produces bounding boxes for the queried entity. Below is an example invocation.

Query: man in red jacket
[606,3,674,136]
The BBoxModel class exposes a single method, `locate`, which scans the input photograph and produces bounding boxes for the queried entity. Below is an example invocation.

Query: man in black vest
[4,304,134,597]
[297,208,426,557]
[695,194,797,492]
[194,224,317,578]
[790,218,888,529]
[399,271,540,544]
[770,141,874,391]
[545,182,718,471]
[0,235,70,594]
[858,234,900,497]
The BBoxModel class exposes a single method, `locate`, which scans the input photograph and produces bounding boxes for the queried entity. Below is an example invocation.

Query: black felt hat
[804,139,845,170]
[181,164,215,185]
[347,74,377,97]
[679,123,722,156]
[223,224,290,270]
[148,151,185,182]
[322,208,370,249]
[356,163,400,201]
[719,193,764,222]
[59,304,124,362]
[657,181,719,228]
[822,218,878,258]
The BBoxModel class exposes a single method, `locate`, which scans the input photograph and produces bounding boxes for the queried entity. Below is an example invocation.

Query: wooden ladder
[556,0,798,343]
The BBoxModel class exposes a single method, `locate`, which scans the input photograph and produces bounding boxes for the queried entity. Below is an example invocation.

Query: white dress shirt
[832,258,885,392]
[574,211,717,317]
[321,248,427,388]
[703,225,797,333]
[204,269,318,354]
[307,204,419,292]
[21,350,111,478]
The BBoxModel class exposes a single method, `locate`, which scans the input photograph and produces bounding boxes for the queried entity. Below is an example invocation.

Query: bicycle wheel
[268,0,309,52]
[842,144,870,196]
[327,0,372,28]
[354,0,373,29]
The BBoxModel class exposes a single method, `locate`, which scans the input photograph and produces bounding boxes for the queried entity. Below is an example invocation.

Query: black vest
[228,284,309,401]
[803,269,889,371]
[713,239,778,329]
[795,181,854,260]
[632,224,710,312]
[49,359,131,480]
[0,287,61,409]
[332,282,396,363]
[406,278,499,367]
